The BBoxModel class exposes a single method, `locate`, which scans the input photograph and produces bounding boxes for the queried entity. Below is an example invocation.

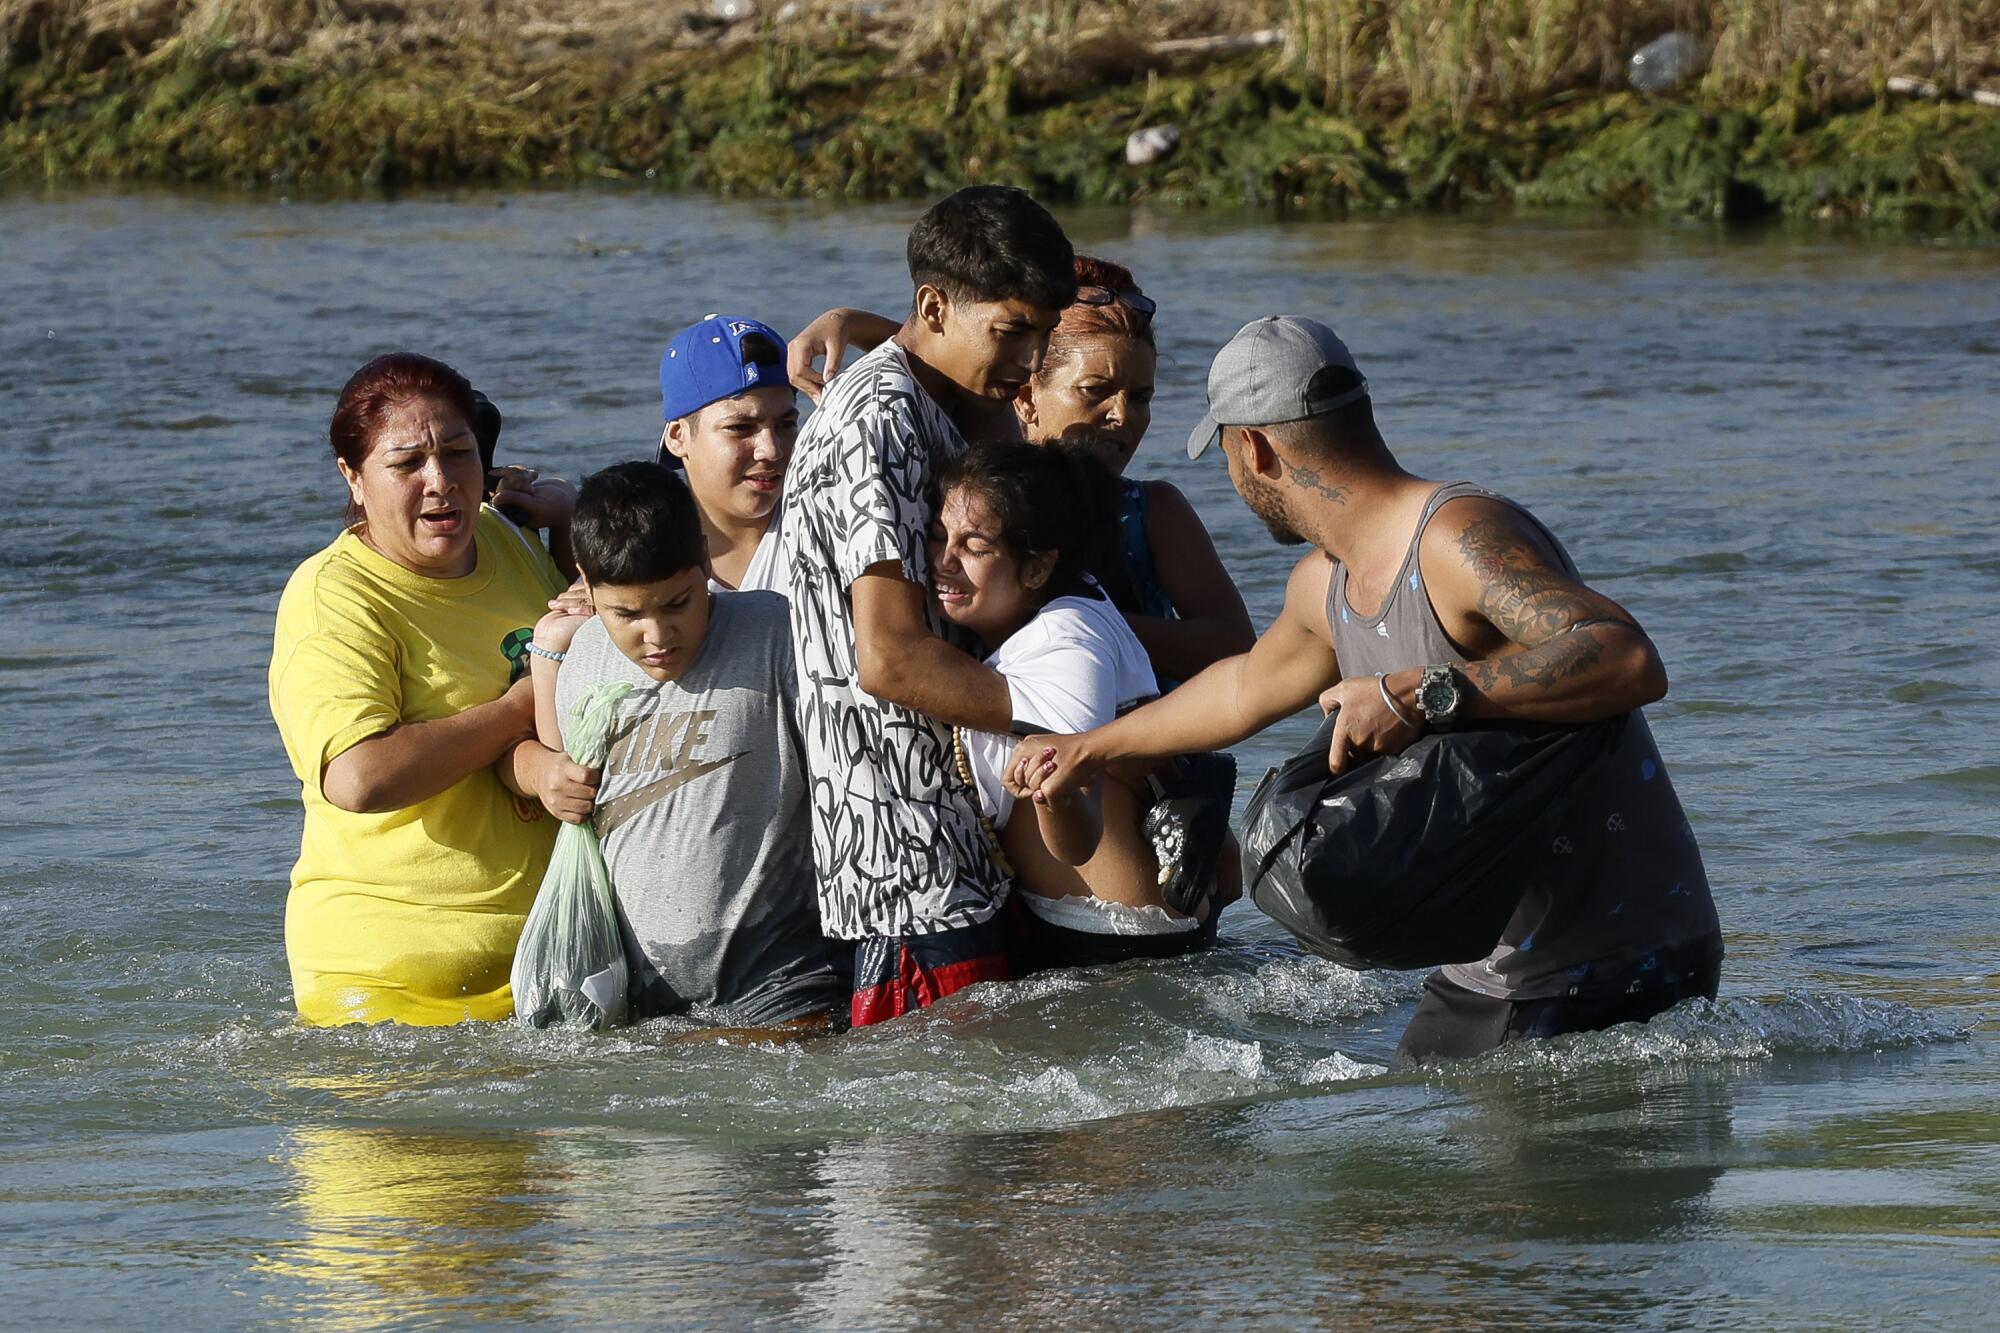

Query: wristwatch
[1415,664,1462,730]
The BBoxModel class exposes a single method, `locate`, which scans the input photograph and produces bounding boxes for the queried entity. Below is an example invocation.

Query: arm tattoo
[1463,628,1605,693]
[1455,515,1630,648]
[1283,460,1350,505]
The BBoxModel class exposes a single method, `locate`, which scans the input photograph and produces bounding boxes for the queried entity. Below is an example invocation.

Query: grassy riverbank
[4,1,1997,231]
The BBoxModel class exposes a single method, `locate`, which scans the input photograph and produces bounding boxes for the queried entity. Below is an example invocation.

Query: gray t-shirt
[555,590,846,1024]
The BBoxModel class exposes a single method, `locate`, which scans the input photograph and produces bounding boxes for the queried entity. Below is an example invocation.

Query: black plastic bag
[1240,714,1623,971]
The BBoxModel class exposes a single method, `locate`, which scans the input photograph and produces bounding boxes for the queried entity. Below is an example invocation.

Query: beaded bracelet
[951,726,1015,879]
[525,642,566,664]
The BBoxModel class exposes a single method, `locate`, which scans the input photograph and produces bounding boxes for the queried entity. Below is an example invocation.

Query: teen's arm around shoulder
[1015,552,1342,799]
[833,390,1011,732]
[1419,495,1667,723]
[1128,480,1255,679]
[851,562,1013,733]
[787,308,899,401]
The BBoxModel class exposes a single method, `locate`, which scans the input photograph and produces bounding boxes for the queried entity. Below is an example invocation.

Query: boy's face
[918,287,1062,402]
[661,385,798,526]
[585,567,713,682]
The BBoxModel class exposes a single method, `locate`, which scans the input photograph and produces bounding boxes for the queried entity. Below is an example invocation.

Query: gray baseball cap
[1186,316,1370,459]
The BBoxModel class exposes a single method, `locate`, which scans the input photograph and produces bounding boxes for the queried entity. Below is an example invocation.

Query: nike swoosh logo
[596,752,747,838]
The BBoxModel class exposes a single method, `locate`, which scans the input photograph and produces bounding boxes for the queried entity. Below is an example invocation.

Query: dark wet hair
[937,440,1118,607]
[907,185,1077,312]
[329,351,479,522]
[572,462,706,586]
[471,389,504,475]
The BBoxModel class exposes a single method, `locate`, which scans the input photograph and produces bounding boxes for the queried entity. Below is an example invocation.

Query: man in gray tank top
[1009,316,1721,1065]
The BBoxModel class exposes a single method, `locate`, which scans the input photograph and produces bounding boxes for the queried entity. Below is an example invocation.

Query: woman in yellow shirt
[269,352,592,1026]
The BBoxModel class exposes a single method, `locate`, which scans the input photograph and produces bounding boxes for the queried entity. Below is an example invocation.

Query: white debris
[1125,124,1181,166]
[1149,29,1284,57]
[1628,31,1700,94]
[1886,75,1999,107]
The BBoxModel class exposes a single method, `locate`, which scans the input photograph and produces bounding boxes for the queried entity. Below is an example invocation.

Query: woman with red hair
[1012,254,1253,683]
[268,352,585,1026]
[790,255,1253,685]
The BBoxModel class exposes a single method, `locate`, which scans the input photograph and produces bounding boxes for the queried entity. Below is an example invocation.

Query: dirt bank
[3,1,1996,231]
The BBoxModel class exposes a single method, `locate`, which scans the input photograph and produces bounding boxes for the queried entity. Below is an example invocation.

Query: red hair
[330,352,478,472]
[329,352,479,520]
[1039,254,1154,380]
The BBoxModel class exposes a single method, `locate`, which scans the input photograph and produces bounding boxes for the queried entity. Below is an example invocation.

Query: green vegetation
[2,1,1996,231]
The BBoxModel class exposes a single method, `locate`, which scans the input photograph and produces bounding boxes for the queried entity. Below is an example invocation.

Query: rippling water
[3,191,1997,1327]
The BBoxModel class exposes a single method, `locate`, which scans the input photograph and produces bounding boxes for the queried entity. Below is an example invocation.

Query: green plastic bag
[511,681,633,1030]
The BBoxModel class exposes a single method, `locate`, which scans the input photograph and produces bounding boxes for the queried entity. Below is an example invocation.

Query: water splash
[1464,990,1967,1077]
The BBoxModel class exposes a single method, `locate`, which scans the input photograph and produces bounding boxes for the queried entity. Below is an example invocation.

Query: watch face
[1418,679,1457,717]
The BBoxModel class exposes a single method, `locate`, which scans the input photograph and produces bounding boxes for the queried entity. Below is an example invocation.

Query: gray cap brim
[1186,413,1220,460]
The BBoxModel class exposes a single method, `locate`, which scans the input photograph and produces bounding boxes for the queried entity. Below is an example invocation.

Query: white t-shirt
[710,511,786,596]
[964,586,1158,830]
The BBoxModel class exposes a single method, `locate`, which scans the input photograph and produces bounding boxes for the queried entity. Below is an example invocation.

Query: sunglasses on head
[1073,286,1157,317]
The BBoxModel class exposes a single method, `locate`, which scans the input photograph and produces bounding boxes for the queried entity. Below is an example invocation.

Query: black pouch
[1240,714,1623,971]
[1141,751,1237,921]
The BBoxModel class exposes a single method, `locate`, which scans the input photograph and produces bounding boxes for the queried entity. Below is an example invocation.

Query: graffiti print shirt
[780,340,1009,939]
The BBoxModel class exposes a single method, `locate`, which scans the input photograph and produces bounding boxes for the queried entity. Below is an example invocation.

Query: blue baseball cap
[658,313,792,430]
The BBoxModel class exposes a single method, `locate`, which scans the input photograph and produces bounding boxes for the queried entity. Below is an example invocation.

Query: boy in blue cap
[780,184,1077,1026]
[656,314,799,593]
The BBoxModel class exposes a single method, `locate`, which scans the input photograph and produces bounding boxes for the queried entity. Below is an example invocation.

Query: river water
[2,191,1996,1327]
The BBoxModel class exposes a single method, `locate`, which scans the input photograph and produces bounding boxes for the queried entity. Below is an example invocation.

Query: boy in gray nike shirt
[526,462,846,1027]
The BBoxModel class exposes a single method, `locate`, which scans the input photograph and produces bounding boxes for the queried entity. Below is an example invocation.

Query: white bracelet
[1376,671,1417,729]
[525,641,566,664]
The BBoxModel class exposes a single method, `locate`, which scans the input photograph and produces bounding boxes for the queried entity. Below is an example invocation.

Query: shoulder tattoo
[1454,514,1602,646]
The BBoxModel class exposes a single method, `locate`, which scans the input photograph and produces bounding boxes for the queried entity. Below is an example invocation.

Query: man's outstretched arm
[1012,553,1343,800]
[852,562,1014,733]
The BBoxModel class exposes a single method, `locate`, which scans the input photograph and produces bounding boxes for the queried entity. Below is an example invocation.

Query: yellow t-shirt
[269,506,568,1026]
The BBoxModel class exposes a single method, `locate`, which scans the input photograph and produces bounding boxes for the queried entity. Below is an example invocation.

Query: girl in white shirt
[930,443,1238,970]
